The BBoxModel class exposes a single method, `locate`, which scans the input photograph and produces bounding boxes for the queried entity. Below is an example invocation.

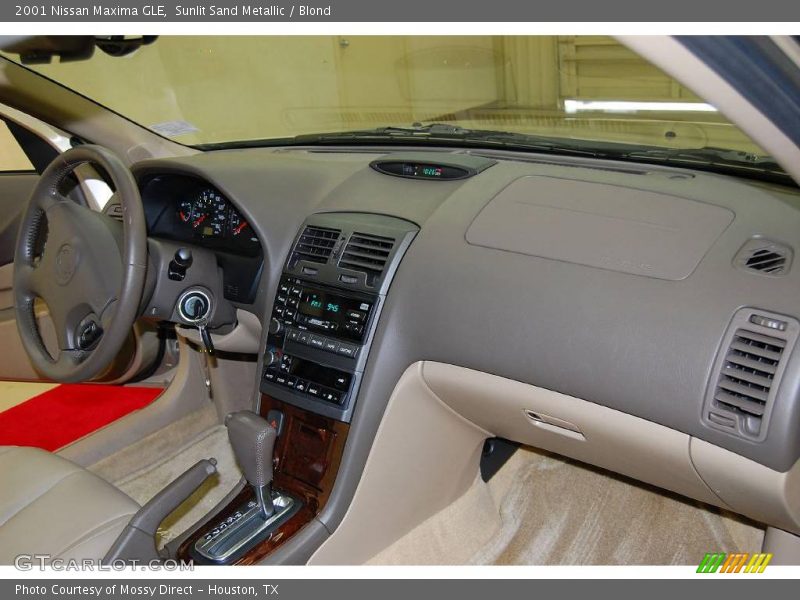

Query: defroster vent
[734,238,792,277]
[705,309,799,441]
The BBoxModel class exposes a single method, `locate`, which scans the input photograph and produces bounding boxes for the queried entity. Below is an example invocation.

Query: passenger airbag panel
[466,175,734,280]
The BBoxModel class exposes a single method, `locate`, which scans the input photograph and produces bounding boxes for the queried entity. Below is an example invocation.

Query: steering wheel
[13,145,147,382]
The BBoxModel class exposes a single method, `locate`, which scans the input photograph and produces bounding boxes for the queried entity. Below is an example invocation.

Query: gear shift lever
[225,410,278,520]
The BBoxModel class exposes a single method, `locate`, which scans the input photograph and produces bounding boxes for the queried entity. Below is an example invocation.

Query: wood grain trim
[176,395,349,564]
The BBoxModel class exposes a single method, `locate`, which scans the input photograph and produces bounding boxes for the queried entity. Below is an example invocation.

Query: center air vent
[704,309,799,441]
[290,225,341,266]
[338,232,395,287]
[734,238,792,277]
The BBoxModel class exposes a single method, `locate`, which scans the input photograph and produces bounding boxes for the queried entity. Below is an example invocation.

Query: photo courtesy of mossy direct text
[16,584,272,597]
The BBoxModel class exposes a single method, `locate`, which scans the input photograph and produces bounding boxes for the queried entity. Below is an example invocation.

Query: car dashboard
[132,145,800,564]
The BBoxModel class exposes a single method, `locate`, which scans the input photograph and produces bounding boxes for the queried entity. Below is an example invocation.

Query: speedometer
[193,189,227,237]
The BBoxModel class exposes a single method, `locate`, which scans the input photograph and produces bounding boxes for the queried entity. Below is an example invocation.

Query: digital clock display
[402,163,444,178]
[373,159,471,180]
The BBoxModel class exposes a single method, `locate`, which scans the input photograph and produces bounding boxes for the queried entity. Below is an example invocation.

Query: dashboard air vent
[715,329,783,418]
[290,225,341,266]
[734,238,792,277]
[339,232,395,286]
[705,309,799,441]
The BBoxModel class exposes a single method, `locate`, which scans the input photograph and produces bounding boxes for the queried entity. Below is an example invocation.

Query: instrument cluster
[176,188,259,250]
[142,175,262,259]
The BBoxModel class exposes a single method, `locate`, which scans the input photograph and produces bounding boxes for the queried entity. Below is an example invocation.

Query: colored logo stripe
[696,552,773,573]
[697,553,726,573]
[745,553,773,573]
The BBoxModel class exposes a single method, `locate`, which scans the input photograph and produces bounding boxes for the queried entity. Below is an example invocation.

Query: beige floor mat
[88,404,220,483]
[369,446,764,565]
[112,425,242,549]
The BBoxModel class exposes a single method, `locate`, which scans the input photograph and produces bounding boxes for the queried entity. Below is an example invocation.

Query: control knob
[268,317,283,335]
[264,350,280,367]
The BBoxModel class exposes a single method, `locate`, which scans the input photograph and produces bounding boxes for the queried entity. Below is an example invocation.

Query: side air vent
[704,309,799,441]
[734,238,792,277]
[290,225,341,266]
[338,232,395,287]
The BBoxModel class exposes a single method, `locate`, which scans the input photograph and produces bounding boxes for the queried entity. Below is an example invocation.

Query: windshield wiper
[287,124,608,157]
[618,146,783,171]
[610,146,792,184]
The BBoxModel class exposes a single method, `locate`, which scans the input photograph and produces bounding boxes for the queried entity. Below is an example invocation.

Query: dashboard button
[309,334,326,349]
[323,339,338,353]
[274,305,285,318]
[298,331,311,345]
[275,373,289,386]
[307,383,322,397]
[321,389,338,403]
[287,329,300,342]
[285,308,297,322]
[290,286,302,298]
[287,376,299,389]
[287,297,300,309]
[263,369,277,382]
[276,294,288,305]
[333,374,349,390]
[346,310,366,322]
[294,379,309,393]
[344,322,364,336]
[336,342,358,358]
[279,283,290,294]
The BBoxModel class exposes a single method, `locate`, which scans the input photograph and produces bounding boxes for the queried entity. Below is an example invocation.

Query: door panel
[0,172,46,380]
[0,172,38,274]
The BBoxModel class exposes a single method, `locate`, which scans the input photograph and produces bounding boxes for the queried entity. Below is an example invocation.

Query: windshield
[6,35,768,157]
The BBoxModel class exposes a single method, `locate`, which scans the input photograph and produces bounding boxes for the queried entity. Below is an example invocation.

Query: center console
[260,212,419,422]
[178,212,418,564]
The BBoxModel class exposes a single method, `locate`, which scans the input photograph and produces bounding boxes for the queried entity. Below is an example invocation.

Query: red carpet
[0,384,162,451]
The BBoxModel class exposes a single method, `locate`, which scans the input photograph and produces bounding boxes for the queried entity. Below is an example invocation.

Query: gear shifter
[225,410,278,520]
[192,409,298,563]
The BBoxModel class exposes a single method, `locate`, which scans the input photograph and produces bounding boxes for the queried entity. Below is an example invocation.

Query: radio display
[297,287,373,342]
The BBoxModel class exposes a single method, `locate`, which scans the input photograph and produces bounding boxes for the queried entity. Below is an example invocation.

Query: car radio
[259,213,419,421]
[260,275,378,419]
